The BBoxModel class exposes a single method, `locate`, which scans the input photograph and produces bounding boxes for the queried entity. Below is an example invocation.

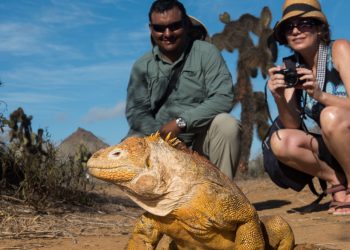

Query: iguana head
[87,133,199,215]
[87,136,151,183]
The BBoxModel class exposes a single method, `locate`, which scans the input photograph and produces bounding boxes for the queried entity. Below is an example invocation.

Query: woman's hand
[296,67,324,100]
[268,66,287,99]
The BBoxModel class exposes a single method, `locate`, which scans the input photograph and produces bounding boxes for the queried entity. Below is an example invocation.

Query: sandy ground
[1,177,350,250]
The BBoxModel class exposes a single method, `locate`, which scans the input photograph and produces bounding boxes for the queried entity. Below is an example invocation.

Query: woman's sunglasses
[151,20,184,33]
[283,19,317,34]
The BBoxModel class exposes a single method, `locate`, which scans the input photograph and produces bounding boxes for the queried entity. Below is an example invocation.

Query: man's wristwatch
[175,117,187,129]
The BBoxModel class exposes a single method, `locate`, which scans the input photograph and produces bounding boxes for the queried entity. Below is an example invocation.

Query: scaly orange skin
[87,133,294,250]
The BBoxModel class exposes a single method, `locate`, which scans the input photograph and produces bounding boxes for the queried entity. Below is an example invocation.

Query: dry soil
[1,178,349,249]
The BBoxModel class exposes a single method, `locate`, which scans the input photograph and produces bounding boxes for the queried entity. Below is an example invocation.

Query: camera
[274,67,306,88]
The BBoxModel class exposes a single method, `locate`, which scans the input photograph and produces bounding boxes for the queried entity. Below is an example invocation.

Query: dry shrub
[0,108,94,209]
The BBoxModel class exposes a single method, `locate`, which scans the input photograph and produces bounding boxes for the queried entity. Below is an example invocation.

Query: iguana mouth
[88,166,139,182]
[88,164,130,170]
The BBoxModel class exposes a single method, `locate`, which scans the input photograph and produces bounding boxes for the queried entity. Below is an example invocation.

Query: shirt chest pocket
[172,68,206,102]
[148,75,169,111]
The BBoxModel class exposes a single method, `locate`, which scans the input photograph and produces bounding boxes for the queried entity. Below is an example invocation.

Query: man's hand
[159,119,182,140]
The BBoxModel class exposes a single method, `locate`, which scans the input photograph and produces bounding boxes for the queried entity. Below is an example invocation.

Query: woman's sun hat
[274,0,328,44]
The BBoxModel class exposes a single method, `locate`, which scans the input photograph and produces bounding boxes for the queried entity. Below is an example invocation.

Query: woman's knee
[320,106,350,137]
[270,130,295,158]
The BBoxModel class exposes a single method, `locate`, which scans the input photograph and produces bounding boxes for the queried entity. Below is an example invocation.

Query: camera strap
[293,41,328,91]
[290,42,328,121]
[315,41,328,91]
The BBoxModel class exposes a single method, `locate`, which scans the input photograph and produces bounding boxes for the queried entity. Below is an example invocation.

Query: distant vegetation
[0,108,94,209]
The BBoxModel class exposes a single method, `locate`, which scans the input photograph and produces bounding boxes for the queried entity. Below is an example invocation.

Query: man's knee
[211,113,241,139]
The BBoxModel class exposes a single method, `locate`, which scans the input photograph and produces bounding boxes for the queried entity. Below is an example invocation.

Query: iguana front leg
[260,216,294,250]
[126,213,163,250]
[235,219,265,250]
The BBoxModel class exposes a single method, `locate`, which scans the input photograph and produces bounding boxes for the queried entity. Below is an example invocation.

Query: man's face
[149,7,188,56]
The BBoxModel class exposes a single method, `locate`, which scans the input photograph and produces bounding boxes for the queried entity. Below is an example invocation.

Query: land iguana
[87,133,294,249]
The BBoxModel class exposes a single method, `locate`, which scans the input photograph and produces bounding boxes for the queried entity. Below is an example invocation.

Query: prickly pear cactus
[211,7,278,174]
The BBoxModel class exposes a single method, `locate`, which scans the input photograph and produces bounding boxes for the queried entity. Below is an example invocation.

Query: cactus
[211,7,278,175]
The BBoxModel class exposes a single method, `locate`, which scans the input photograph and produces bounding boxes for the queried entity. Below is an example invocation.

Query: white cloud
[0,1,150,60]
[82,101,125,123]
[95,26,150,57]
[40,0,114,27]
[55,112,70,123]
[98,0,139,11]
[0,22,83,58]
[1,92,72,105]
[1,61,133,90]
[0,23,45,55]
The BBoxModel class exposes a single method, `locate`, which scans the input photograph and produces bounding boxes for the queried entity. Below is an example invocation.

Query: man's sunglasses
[283,19,317,34]
[151,20,184,33]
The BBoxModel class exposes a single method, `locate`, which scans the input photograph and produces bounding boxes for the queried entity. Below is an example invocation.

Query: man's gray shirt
[126,40,234,144]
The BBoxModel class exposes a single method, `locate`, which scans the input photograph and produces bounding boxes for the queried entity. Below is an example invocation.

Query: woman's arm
[301,39,350,108]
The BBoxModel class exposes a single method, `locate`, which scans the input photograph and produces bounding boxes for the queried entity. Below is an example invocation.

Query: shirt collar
[152,42,190,65]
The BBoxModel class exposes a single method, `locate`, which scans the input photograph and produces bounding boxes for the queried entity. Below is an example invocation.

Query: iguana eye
[109,149,122,158]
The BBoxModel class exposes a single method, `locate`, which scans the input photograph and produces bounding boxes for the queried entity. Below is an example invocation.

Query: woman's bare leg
[270,129,346,208]
[321,106,350,214]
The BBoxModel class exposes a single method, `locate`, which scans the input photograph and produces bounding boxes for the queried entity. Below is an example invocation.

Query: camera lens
[284,71,299,87]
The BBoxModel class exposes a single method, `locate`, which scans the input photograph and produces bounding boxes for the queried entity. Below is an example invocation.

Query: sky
[1,0,349,159]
